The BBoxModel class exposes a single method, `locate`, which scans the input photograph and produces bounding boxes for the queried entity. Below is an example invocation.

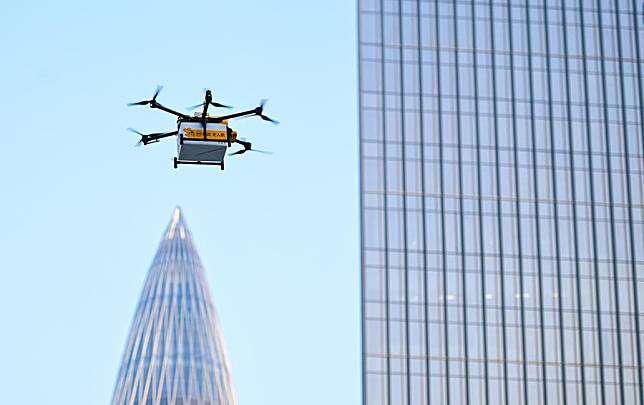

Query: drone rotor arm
[141,130,178,145]
[201,99,210,136]
[234,139,252,149]
[228,148,247,156]
[149,101,190,119]
[228,138,251,156]
[209,108,259,123]
[128,127,177,146]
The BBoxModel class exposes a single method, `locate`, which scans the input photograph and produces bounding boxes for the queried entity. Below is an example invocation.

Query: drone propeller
[229,148,272,156]
[187,102,205,111]
[228,139,273,156]
[188,89,233,111]
[242,99,279,124]
[252,148,273,154]
[127,128,146,146]
[187,101,233,110]
[127,85,163,107]
[212,101,233,108]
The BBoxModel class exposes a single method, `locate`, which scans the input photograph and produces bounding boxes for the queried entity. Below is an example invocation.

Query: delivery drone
[127,86,277,170]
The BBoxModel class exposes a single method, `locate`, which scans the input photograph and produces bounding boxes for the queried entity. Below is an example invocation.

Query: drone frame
[128,87,276,161]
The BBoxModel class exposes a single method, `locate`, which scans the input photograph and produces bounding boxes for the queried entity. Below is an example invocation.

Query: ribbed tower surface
[111,208,236,405]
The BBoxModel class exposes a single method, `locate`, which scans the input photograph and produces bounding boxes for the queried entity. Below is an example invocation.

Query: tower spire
[112,208,236,405]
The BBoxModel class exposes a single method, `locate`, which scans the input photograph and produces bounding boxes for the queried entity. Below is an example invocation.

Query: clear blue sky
[0,1,359,404]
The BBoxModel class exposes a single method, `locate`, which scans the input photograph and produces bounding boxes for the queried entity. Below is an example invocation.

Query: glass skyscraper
[111,208,236,405]
[359,1,643,404]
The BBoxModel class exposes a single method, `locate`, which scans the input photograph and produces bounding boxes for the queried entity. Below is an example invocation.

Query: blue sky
[0,1,359,404]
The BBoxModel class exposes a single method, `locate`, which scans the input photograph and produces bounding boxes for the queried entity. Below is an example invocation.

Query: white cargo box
[176,122,230,164]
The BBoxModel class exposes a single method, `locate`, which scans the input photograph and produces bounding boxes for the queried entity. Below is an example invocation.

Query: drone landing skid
[173,157,224,170]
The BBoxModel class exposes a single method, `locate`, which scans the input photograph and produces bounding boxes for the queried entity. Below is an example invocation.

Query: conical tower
[112,208,236,405]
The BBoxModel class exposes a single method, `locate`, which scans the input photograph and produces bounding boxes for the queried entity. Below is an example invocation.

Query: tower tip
[166,206,187,240]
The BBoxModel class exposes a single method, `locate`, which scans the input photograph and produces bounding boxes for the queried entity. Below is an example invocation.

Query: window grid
[359,1,644,405]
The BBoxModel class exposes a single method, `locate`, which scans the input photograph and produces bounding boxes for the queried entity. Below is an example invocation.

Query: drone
[127,86,277,170]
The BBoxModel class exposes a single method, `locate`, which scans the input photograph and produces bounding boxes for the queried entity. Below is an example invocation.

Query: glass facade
[359,1,643,404]
[111,208,236,405]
